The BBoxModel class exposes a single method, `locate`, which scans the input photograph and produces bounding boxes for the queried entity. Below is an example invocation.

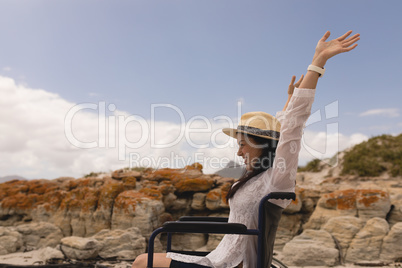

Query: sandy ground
[0,249,399,268]
[0,248,132,267]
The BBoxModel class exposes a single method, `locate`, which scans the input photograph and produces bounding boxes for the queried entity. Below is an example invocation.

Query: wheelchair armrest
[179,216,228,222]
[267,192,296,201]
[162,221,247,234]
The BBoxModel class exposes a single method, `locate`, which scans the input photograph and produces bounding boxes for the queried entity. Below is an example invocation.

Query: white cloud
[359,108,399,118]
[0,75,371,179]
[299,130,368,166]
[0,76,238,179]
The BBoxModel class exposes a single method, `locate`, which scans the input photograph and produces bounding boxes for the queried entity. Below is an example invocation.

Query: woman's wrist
[311,54,327,68]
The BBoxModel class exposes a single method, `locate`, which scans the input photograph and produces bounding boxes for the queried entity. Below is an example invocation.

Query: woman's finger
[295,74,304,87]
[320,31,331,42]
[289,75,296,85]
[343,35,360,48]
[344,43,358,52]
[337,30,353,41]
[343,34,360,44]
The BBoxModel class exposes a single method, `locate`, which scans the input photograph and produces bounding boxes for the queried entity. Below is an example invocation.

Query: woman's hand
[299,30,360,90]
[288,75,304,95]
[283,75,304,111]
[312,30,360,67]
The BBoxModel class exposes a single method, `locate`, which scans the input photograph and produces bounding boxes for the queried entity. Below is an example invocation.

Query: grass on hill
[298,134,402,177]
[341,134,402,177]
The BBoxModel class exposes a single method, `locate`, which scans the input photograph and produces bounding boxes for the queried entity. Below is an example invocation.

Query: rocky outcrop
[59,227,146,260]
[0,222,62,254]
[281,229,339,266]
[304,189,391,230]
[1,161,401,265]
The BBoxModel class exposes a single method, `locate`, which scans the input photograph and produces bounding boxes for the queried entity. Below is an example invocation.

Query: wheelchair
[147,192,296,268]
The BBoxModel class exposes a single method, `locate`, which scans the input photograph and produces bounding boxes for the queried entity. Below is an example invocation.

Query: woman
[132,30,360,268]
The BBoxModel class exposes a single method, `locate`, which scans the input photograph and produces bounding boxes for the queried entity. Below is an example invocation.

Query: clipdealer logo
[64,100,340,169]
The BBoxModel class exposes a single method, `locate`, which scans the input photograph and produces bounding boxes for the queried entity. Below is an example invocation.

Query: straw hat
[222,112,281,140]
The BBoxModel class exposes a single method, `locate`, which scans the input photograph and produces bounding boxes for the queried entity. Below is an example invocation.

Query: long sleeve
[264,88,316,207]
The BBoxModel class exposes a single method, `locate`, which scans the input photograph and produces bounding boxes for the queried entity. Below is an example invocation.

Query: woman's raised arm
[299,30,360,90]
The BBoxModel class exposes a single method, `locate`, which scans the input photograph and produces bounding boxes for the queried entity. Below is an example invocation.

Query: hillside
[299,133,402,177]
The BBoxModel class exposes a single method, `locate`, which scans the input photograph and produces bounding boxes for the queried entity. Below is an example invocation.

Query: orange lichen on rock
[144,163,204,183]
[27,180,58,195]
[158,182,175,195]
[206,189,221,201]
[321,189,389,211]
[356,189,389,207]
[97,182,125,209]
[145,168,185,182]
[81,188,101,212]
[139,187,163,200]
[0,180,29,197]
[174,176,214,194]
[322,189,357,210]
[112,169,141,180]
[220,183,231,203]
[1,192,41,210]
[121,176,136,189]
[41,190,67,212]
[59,187,87,211]
[185,163,203,171]
[114,190,156,213]
[336,189,357,210]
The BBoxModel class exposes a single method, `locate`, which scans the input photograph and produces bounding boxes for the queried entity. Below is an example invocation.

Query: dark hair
[226,134,277,202]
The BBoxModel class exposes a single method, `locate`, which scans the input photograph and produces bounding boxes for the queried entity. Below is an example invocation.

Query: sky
[0,0,401,180]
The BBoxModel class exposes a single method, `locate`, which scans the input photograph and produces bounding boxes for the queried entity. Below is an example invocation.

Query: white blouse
[167,88,316,268]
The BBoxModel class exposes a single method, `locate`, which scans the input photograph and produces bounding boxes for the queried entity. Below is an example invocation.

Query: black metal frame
[147,192,296,268]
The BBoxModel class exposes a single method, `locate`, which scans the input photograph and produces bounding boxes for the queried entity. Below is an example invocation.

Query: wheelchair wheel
[271,257,288,268]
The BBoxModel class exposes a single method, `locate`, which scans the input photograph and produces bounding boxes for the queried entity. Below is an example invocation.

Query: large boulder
[356,190,391,220]
[281,229,339,266]
[322,216,365,258]
[345,217,389,262]
[0,226,23,255]
[93,227,146,260]
[304,189,357,229]
[60,236,100,260]
[380,222,402,262]
[16,222,63,251]
[111,190,165,237]
[305,189,391,230]
[275,214,302,250]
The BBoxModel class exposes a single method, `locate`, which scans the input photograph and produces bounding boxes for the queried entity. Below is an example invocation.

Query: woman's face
[236,133,263,171]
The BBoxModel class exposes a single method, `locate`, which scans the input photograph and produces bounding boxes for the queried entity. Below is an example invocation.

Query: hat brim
[222,128,280,141]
